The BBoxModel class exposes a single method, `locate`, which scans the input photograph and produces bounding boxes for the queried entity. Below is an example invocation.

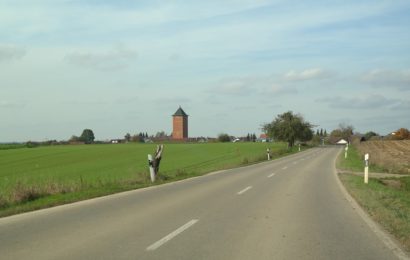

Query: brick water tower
[172,106,188,140]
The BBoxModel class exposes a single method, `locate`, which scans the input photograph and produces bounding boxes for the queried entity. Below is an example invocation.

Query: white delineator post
[298,143,301,152]
[267,148,271,160]
[148,154,155,182]
[364,153,369,184]
[345,145,348,159]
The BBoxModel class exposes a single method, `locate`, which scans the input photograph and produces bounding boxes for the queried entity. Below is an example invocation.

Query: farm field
[0,142,297,217]
[356,140,410,174]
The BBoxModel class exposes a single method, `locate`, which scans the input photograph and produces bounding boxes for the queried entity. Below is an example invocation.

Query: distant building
[172,106,188,140]
[336,139,348,145]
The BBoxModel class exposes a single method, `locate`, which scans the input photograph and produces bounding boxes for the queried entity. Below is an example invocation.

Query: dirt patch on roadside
[380,179,402,190]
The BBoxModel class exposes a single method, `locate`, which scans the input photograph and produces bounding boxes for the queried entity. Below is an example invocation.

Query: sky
[1,0,409,142]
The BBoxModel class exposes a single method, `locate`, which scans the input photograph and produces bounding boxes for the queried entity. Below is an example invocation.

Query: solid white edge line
[146,219,199,251]
[268,173,276,178]
[237,186,252,195]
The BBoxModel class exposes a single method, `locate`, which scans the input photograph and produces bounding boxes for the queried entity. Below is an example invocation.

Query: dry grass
[9,181,81,205]
[0,196,8,209]
[356,140,410,174]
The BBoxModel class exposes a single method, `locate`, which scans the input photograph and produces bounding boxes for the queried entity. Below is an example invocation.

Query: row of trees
[246,133,257,142]
[328,124,354,144]
[216,133,258,142]
[124,132,150,142]
[66,117,408,146]
[327,125,410,144]
[315,129,328,137]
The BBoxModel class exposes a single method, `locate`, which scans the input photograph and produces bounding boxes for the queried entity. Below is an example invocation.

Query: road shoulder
[333,150,410,260]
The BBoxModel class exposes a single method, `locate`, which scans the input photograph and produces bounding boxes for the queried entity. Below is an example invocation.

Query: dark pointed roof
[173,106,188,117]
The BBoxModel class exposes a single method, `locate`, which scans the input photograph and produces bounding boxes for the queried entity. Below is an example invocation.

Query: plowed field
[356,140,410,174]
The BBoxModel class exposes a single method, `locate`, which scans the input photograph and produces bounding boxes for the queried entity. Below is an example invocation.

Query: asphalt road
[0,147,403,259]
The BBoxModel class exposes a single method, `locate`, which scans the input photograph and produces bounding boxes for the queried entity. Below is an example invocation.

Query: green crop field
[0,142,300,217]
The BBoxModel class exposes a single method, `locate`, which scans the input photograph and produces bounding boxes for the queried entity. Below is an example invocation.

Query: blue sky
[1,0,409,142]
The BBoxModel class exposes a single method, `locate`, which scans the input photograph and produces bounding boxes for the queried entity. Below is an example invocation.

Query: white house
[336,139,348,145]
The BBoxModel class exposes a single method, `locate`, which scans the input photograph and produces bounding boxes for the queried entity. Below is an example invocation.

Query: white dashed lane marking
[237,186,252,195]
[146,219,199,251]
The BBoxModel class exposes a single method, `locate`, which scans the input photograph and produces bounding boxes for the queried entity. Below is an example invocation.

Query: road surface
[0,147,404,259]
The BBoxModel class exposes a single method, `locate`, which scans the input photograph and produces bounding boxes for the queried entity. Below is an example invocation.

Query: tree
[329,124,354,144]
[124,133,131,142]
[155,131,167,138]
[79,129,95,144]
[393,128,410,140]
[364,131,378,141]
[218,133,231,142]
[262,111,313,147]
[131,134,142,142]
[69,135,80,142]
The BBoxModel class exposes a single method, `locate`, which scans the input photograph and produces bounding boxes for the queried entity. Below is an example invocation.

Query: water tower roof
[173,106,188,117]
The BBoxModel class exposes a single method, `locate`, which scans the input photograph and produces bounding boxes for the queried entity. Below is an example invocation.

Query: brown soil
[356,140,410,174]
[380,179,402,190]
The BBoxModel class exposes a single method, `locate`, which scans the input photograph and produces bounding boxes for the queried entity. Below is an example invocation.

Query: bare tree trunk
[152,145,164,175]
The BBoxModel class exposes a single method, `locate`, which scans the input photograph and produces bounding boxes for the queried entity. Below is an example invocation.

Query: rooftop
[173,106,188,117]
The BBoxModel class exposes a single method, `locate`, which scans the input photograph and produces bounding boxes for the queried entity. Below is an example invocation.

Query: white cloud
[262,84,297,95]
[0,44,26,62]
[284,68,333,81]
[0,100,25,108]
[65,45,137,71]
[209,75,300,98]
[317,95,405,110]
[361,69,410,91]
[210,78,253,96]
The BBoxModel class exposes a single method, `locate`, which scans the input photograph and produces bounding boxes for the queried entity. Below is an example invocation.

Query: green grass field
[0,142,299,217]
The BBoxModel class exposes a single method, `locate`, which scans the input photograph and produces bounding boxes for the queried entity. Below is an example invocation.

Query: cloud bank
[0,44,26,62]
[65,46,137,71]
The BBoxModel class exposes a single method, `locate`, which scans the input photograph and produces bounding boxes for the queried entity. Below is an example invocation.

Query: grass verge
[339,174,410,253]
[337,145,410,253]
[337,145,386,173]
